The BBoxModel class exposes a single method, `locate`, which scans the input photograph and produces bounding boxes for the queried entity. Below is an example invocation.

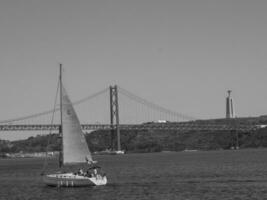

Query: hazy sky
[1,0,267,140]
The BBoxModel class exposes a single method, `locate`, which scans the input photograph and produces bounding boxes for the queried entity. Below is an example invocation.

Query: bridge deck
[0,123,260,132]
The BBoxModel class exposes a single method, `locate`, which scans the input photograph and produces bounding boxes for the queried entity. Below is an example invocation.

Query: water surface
[1,149,267,200]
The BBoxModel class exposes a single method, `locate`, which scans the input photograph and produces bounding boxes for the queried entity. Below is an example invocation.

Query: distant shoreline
[2,147,267,159]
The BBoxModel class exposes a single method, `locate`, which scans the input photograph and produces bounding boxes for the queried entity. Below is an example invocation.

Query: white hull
[43,173,107,187]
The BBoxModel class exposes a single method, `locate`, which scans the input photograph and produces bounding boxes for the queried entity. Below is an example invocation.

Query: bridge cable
[117,86,197,121]
[0,87,109,124]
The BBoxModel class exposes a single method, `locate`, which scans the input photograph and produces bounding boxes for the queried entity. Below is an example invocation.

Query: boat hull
[43,173,107,187]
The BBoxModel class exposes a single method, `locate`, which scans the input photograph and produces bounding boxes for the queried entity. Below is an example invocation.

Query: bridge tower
[226,90,239,149]
[109,85,121,151]
[226,90,235,119]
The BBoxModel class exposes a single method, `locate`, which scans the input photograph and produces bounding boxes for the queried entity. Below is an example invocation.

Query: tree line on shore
[1,117,267,154]
[0,128,267,154]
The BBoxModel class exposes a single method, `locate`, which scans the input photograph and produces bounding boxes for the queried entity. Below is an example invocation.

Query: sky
[1,0,267,140]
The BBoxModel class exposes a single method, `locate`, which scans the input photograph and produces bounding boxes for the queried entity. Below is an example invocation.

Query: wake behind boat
[43,65,107,187]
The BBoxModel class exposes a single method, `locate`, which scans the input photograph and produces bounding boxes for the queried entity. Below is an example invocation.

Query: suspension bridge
[0,85,261,133]
[0,84,264,151]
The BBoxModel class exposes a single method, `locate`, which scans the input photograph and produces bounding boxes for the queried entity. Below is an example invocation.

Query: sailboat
[43,65,107,187]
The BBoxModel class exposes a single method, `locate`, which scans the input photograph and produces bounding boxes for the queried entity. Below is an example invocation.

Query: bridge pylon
[110,85,121,151]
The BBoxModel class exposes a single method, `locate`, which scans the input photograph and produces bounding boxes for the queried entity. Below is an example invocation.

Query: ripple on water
[1,150,267,200]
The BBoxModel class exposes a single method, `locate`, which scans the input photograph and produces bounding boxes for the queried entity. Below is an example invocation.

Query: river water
[1,149,267,200]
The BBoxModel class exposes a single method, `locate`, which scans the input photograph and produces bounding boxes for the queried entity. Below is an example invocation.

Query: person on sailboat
[78,169,84,175]
[93,168,98,176]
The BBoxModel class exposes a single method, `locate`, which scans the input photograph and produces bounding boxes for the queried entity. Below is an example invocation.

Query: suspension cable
[0,87,109,124]
[117,86,197,121]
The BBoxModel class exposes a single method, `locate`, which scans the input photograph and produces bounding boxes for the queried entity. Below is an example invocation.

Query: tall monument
[226,90,235,118]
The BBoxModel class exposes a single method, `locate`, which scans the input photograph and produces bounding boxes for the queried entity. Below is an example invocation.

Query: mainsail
[61,86,93,165]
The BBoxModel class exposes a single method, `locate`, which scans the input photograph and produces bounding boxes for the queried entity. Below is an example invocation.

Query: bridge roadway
[0,123,261,132]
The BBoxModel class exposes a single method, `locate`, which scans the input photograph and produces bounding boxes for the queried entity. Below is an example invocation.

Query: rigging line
[0,87,109,124]
[117,86,197,121]
[41,78,60,175]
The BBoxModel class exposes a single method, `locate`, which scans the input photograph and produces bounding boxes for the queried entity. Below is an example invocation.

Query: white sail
[62,86,93,165]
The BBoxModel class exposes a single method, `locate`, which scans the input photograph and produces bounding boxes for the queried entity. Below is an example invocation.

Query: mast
[59,64,63,167]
